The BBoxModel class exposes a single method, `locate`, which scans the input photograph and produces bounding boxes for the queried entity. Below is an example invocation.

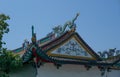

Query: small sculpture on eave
[98,48,120,58]
[53,13,79,37]
[22,39,29,50]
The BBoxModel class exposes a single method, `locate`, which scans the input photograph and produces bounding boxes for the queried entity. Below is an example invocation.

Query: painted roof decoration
[51,38,92,58]
[12,13,120,75]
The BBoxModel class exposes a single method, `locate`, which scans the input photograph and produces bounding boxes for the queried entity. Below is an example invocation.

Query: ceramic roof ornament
[53,13,80,37]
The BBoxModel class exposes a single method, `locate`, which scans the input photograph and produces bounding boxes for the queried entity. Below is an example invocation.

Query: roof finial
[32,25,34,37]
[31,25,36,43]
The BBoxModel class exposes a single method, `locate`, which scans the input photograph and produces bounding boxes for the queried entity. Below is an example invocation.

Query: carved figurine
[23,39,29,50]
[53,13,79,37]
[98,48,117,58]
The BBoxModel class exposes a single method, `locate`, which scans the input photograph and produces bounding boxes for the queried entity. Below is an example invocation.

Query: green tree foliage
[0,14,10,48]
[0,14,23,77]
[0,49,22,76]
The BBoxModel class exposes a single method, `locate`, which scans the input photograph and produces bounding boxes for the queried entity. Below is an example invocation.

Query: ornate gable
[46,33,99,60]
[51,38,92,58]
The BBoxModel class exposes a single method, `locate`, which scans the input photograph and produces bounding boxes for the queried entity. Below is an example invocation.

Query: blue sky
[0,0,120,52]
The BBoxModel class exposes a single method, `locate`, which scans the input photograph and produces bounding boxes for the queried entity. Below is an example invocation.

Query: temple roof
[12,13,120,70]
[20,29,119,68]
[21,30,100,62]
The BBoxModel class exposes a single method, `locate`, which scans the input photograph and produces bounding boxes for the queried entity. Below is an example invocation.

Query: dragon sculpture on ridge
[53,13,79,37]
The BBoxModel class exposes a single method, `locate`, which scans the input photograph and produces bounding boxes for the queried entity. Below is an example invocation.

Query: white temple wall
[37,63,120,77]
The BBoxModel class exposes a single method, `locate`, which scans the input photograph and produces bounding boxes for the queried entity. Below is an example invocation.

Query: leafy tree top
[0,14,10,48]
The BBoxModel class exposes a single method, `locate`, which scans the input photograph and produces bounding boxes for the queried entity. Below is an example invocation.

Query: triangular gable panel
[47,36,96,60]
